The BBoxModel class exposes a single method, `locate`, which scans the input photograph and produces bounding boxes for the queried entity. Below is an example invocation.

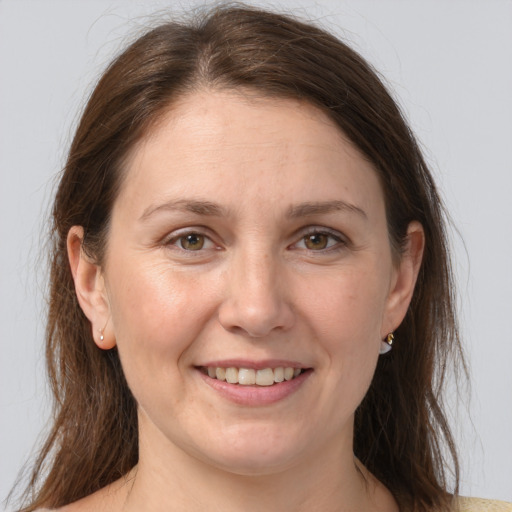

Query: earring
[379,333,394,355]
[98,318,109,343]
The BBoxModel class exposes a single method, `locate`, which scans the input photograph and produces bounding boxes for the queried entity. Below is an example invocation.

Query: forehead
[139,90,352,159]
[116,90,383,219]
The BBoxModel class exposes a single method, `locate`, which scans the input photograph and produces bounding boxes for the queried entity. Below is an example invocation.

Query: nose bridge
[218,240,294,337]
[240,244,276,303]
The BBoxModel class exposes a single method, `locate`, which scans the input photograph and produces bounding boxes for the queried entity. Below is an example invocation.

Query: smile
[197,363,313,406]
[201,366,304,386]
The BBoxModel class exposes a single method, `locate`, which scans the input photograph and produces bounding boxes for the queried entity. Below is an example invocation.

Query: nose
[218,247,295,338]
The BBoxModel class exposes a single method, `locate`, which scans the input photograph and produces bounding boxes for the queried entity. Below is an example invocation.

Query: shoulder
[32,472,135,512]
[455,497,512,512]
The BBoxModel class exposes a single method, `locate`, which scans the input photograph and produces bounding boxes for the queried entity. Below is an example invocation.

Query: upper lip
[197,359,309,370]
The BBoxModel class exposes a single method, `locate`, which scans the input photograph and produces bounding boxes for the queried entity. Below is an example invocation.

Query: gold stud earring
[379,332,394,355]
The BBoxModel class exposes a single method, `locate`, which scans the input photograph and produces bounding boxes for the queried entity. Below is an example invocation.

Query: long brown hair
[13,5,464,511]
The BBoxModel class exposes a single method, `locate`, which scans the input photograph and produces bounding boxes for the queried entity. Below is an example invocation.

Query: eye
[294,229,345,251]
[166,232,216,251]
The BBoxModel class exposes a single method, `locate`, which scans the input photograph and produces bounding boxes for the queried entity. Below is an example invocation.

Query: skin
[66,90,424,512]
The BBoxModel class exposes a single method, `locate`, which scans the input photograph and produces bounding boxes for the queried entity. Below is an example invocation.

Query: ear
[67,226,116,350]
[381,221,425,337]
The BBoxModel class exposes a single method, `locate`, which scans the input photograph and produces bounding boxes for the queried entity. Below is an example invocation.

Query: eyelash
[162,227,347,254]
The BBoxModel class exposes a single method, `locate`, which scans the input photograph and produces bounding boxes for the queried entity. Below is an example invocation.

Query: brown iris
[180,233,205,250]
[304,233,330,250]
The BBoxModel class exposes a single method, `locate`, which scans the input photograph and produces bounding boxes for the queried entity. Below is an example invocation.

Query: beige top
[35,497,512,511]
[456,497,512,511]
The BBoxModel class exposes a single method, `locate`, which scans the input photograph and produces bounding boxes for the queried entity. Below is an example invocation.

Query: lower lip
[197,369,312,406]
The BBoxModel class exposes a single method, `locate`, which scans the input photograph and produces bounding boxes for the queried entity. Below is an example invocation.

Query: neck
[119,417,395,512]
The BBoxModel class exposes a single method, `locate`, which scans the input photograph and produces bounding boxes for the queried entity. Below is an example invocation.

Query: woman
[10,4,511,512]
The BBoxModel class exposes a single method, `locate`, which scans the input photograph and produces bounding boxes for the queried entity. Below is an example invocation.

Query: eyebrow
[139,199,228,221]
[286,200,367,220]
[139,198,367,221]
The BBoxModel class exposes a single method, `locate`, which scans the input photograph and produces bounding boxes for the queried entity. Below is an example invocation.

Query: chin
[195,427,308,476]
[208,450,300,477]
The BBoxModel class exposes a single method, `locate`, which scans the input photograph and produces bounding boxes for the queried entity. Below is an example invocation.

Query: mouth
[196,362,313,406]
[198,366,306,386]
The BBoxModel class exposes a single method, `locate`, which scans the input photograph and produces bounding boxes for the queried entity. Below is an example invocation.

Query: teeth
[204,366,304,385]
[225,367,238,384]
[274,367,284,382]
[256,368,274,386]
[284,367,294,381]
[238,368,255,385]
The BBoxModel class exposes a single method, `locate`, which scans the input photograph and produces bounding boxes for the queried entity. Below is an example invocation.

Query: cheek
[299,267,387,416]
[302,266,388,349]
[105,260,218,386]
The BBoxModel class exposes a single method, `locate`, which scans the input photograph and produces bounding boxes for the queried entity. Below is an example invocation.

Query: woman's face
[80,90,420,475]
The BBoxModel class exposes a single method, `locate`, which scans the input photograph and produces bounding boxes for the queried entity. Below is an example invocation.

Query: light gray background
[1,0,511,508]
